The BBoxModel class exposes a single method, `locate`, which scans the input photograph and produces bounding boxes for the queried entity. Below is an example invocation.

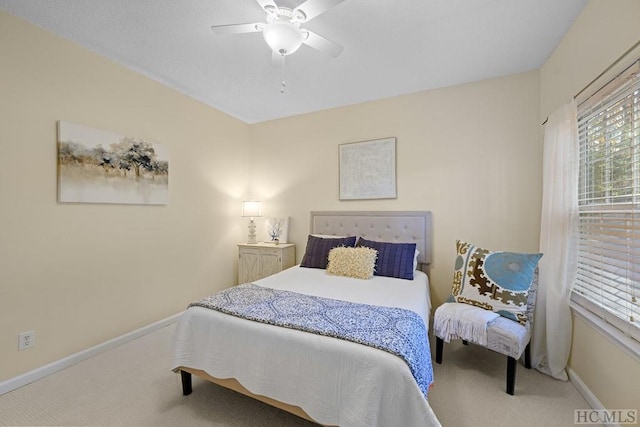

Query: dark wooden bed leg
[506,356,516,395]
[435,337,443,364]
[181,370,192,396]
[524,343,532,369]
[462,340,468,345]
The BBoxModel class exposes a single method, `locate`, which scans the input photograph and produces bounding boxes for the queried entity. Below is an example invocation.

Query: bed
[172,211,440,427]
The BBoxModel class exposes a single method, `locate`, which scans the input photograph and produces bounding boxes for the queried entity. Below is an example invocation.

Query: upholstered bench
[434,270,538,395]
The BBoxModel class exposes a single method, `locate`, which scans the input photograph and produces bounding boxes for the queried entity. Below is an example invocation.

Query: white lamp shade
[242,200,262,217]
[263,19,304,56]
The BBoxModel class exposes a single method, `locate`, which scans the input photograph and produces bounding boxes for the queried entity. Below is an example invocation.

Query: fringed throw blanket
[189,283,433,396]
[433,302,500,346]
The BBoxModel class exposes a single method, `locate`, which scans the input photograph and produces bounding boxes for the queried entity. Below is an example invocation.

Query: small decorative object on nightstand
[264,217,289,244]
[238,242,295,284]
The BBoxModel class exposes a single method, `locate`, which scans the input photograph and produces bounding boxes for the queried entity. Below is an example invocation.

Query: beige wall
[539,0,640,410]
[3,0,638,411]
[0,12,250,382]
[540,0,640,120]
[250,70,542,311]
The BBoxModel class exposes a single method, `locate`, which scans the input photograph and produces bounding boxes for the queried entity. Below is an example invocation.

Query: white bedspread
[172,266,440,427]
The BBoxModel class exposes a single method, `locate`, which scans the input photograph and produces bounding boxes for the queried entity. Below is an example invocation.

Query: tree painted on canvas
[57,121,169,205]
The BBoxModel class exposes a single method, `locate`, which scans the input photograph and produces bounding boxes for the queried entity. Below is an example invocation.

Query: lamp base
[247,219,257,244]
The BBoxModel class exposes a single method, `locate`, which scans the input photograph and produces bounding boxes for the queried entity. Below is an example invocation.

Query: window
[574,59,640,345]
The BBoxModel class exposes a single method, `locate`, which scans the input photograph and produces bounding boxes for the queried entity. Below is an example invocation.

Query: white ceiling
[1,0,587,124]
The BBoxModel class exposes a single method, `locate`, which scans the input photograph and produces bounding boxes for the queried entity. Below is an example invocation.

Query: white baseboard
[0,312,182,396]
[568,367,621,427]
[568,366,605,409]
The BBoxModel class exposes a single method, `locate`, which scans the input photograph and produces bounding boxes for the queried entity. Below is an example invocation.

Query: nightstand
[238,242,296,284]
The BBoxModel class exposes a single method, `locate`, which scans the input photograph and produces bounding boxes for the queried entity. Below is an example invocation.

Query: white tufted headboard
[309,211,432,266]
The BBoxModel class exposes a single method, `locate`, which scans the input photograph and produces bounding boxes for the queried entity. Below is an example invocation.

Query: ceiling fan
[211,0,345,63]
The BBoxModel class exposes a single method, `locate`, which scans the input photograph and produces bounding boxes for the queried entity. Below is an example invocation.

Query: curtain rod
[574,39,640,102]
[542,38,640,126]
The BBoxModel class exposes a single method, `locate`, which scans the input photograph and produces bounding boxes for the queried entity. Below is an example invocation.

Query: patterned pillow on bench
[449,240,542,324]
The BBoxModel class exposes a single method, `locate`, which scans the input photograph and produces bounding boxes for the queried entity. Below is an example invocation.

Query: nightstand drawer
[261,248,281,256]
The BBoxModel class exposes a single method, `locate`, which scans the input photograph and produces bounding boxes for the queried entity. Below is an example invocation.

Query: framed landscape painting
[57,121,169,205]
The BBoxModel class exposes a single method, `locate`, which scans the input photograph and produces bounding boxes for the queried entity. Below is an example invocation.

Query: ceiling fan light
[263,19,304,56]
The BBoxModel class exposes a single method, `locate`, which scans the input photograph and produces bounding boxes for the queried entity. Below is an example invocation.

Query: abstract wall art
[339,137,396,200]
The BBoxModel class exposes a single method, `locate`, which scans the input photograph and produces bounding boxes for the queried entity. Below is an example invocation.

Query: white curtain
[532,99,579,381]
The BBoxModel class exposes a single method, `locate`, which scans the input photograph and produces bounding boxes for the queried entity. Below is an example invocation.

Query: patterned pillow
[300,235,357,269]
[450,240,542,324]
[327,246,378,280]
[356,238,417,280]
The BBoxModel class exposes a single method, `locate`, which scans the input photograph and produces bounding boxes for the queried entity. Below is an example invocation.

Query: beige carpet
[0,322,595,426]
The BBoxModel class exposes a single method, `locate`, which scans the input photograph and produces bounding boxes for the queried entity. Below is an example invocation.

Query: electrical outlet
[18,331,35,351]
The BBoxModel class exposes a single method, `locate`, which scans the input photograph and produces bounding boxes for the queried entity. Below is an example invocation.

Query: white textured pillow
[326,246,378,280]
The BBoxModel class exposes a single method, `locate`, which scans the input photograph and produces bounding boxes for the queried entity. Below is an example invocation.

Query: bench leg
[435,337,444,364]
[506,356,516,395]
[181,370,192,396]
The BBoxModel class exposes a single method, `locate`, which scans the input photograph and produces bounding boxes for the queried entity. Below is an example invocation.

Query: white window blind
[574,59,640,343]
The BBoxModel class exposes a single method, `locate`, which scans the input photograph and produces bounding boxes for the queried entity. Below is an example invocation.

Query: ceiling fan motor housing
[263,7,307,56]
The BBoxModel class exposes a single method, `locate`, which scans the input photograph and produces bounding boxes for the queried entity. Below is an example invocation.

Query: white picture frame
[264,217,289,244]
[339,137,397,200]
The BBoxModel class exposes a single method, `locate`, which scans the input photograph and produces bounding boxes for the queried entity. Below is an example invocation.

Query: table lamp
[241,200,262,244]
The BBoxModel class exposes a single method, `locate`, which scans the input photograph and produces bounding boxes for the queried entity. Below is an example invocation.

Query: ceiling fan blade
[211,23,263,35]
[303,30,343,57]
[294,0,345,22]
[255,0,278,11]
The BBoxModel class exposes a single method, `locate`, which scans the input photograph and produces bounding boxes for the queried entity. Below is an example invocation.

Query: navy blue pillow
[356,237,417,280]
[300,235,357,269]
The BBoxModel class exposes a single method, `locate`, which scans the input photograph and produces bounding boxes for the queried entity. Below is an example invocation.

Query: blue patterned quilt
[189,283,433,396]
